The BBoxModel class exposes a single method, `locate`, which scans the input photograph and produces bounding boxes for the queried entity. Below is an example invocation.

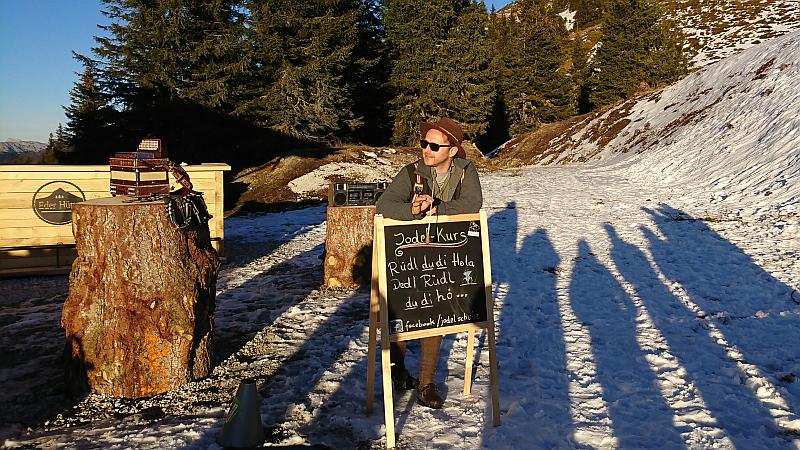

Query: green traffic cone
[218,380,265,448]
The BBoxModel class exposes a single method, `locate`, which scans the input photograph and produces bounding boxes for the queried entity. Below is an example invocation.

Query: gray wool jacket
[376,158,482,220]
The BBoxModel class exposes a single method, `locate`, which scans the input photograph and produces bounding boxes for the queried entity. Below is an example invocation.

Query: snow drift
[547,30,799,216]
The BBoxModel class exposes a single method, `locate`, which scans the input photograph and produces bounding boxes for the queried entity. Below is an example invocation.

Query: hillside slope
[666,0,800,67]
[504,0,800,68]
[501,30,799,217]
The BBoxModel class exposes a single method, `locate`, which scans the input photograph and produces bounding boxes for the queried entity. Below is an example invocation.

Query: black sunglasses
[420,139,454,152]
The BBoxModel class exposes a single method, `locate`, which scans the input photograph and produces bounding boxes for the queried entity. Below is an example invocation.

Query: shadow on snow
[569,238,685,449]
[481,202,577,449]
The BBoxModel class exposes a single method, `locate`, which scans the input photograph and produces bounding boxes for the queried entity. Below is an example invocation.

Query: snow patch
[558,8,576,31]
[288,161,395,196]
[558,8,577,31]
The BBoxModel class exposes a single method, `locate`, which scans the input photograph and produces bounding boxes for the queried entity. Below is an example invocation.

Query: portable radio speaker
[329,182,387,206]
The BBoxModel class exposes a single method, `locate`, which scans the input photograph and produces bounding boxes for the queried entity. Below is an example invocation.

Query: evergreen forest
[49,0,688,168]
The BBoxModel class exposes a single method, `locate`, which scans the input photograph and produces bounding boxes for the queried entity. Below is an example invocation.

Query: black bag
[164,191,212,231]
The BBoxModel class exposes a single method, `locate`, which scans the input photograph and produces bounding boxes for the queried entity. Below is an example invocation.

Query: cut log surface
[324,206,376,289]
[62,196,219,398]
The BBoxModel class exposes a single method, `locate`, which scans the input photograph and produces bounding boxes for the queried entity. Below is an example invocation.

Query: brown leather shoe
[416,383,444,409]
[392,368,418,391]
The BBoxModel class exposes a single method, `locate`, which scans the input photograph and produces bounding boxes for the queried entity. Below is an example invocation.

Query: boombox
[329,182,387,206]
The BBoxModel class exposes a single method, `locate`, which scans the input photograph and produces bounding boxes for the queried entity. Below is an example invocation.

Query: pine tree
[243,0,382,143]
[383,0,457,145]
[494,0,575,135]
[384,0,494,146]
[350,0,391,144]
[585,0,687,109]
[43,133,58,163]
[95,0,247,110]
[92,0,249,162]
[571,33,593,113]
[430,1,495,140]
[480,6,513,149]
[41,131,61,164]
[574,0,607,27]
[63,57,117,163]
[643,18,688,87]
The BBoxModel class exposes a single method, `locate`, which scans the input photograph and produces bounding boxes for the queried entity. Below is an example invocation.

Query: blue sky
[0,1,106,142]
[0,1,514,143]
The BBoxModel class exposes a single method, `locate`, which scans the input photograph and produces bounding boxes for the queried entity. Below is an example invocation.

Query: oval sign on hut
[32,181,86,225]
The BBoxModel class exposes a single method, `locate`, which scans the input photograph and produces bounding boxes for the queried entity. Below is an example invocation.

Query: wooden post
[375,222,396,449]
[480,211,502,427]
[62,197,219,397]
[366,222,381,414]
[464,330,475,395]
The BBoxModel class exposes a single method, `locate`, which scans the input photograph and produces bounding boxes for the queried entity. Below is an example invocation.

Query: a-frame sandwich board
[365,211,500,449]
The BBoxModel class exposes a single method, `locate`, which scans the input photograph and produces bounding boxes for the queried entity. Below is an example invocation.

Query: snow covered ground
[2,32,800,450]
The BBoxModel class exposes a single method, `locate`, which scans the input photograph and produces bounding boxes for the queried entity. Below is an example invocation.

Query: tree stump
[62,197,219,398]
[324,206,376,289]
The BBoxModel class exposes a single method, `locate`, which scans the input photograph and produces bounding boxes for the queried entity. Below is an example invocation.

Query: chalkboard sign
[366,211,501,447]
[382,218,487,335]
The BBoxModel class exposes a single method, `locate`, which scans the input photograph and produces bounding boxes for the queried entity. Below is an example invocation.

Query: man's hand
[425,206,438,217]
[411,194,434,215]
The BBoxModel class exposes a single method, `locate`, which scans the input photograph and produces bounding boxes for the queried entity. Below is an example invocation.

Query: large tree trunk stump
[62,197,219,398]
[324,205,376,289]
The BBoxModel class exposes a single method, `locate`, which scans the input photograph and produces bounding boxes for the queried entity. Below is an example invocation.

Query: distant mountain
[0,139,47,164]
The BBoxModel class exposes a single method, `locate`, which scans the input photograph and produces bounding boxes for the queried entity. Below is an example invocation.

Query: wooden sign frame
[365,211,500,449]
